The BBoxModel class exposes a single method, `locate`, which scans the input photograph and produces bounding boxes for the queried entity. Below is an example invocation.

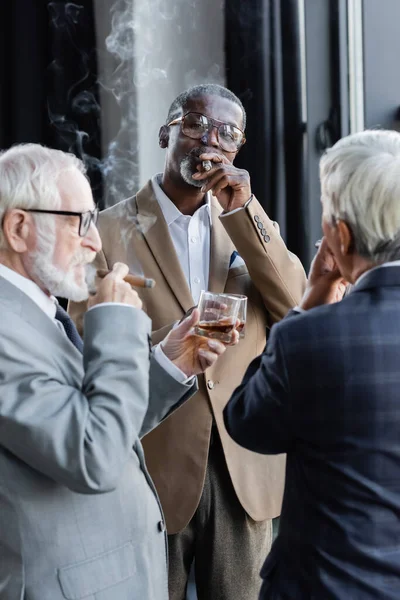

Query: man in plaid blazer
[225,129,400,599]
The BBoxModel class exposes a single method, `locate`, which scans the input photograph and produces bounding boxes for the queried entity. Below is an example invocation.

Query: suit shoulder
[272,298,355,339]
[98,197,140,244]
[100,195,138,221]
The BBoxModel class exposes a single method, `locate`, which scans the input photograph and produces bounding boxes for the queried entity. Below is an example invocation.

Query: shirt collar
[0,264,57,320]
[151,173,212,226]
[355,260,400,287]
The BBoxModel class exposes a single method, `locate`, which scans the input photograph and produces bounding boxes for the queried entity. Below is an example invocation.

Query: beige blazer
[70,180,307,534]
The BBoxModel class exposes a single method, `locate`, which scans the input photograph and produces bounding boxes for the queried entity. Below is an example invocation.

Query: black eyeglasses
[167,112,245,152]
[23,207,99,237]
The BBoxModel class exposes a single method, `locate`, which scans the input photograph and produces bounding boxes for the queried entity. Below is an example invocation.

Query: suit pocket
[227,264,248,280]
[58,542,136,600]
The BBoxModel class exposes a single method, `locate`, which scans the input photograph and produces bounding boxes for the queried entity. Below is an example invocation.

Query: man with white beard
[0,143,231,600]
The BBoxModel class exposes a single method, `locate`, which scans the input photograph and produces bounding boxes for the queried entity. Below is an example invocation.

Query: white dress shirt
[152,175,249,304]
[152,174,211,304]
[0,264,192,384]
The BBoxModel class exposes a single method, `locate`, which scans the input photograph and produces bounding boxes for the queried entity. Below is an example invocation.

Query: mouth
[182,147,205,170]
[180,147,219,188]
[72,252,96,268]
[186,146,224,167]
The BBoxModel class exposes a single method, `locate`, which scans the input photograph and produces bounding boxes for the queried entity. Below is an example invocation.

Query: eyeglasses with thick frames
[167,112,245,152]
[23,207,99,237]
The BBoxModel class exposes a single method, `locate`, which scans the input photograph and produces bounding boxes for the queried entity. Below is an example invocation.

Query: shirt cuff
[88,305,194,385]
[292,306,306,313]
[87,302,140,312]
[153,344,195,386]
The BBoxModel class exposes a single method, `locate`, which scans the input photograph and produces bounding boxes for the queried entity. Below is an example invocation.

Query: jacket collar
[0,276,81,357]
[134,181,234,311]
[135,181,194,312]
[352,264,400,293]
[151,173,212,227]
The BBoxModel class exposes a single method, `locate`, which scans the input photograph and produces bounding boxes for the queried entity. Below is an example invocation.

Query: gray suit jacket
[0,276,196,600]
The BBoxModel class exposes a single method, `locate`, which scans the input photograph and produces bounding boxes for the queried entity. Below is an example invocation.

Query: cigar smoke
[47,3,104,203]
[47,0,225,236]
[85,264,102,295]
[111,0,225,185]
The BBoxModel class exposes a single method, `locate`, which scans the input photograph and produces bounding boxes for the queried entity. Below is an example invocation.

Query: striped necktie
[55,305,84,353]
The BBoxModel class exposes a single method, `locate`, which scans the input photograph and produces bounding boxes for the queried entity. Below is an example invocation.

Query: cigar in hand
[97,269,156,289]
[202,160,212,172]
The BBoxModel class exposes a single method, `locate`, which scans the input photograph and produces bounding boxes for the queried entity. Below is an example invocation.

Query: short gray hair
[0,144,86,249]
[320,129,400,263]
[166,84,247,130]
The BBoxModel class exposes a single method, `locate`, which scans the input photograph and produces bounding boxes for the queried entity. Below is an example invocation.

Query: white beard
[180,156,203,188]
[29,219,92,302]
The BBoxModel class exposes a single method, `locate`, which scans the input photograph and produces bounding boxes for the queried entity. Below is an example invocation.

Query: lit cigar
[202,160,212,172]
[97,269,156,289]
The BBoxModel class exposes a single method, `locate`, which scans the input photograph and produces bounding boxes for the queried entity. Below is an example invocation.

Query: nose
[82,221,102,253]
[201,125,220,148]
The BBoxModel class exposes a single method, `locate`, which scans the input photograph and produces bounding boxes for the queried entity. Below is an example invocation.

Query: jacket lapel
[136,183,195,312]
[0,276,82,363]
[208,197,235,293]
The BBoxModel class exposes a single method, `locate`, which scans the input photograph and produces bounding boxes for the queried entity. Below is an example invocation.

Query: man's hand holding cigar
[192,152,252,212]
[88,262,143,310]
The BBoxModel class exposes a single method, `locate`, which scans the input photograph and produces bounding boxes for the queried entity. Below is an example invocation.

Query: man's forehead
[58,170,94,212]
[182,94,244,129]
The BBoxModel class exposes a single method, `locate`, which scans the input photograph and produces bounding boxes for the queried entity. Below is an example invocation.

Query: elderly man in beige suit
[70,84,307,600]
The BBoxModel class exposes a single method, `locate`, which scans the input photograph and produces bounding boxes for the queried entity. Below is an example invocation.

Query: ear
[2,209,32,253]
[337,219,354,256]
[159,125,169,149]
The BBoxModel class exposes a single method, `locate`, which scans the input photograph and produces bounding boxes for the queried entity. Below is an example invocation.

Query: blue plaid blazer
[224,266,400,599]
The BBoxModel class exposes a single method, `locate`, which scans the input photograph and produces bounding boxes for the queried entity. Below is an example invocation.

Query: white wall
[94,0,226,204]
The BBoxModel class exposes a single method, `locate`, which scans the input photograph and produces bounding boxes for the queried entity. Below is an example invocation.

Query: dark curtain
[0,0,102,204]
[225,0,307,265]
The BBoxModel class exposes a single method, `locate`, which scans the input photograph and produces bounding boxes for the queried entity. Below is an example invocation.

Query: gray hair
[320,129,400,263]
[0,144,86,249]
[166,84,247,130]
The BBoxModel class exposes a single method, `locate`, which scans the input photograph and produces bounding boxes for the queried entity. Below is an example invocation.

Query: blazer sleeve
[220,196,307,323]
[223,321,294,454]
[0,305,152,494]
[141,357,198,437]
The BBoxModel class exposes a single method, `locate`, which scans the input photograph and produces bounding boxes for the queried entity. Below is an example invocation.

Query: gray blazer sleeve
[0,305,152,494]
[143,357,198,438]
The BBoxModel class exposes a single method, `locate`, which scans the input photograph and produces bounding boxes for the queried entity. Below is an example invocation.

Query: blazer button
[207,380,215,390]
[158,520,166,532]
[254,215,260,222]
[257,222,263,229]
[261,228,267,235]
[264,235,271,243]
